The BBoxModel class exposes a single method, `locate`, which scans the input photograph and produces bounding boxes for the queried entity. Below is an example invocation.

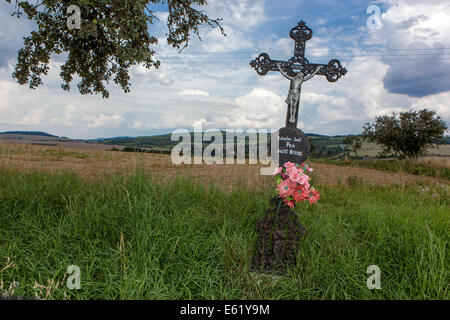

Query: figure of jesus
[277,63,322,123]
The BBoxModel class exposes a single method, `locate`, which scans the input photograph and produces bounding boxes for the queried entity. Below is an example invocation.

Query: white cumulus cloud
[179,89,210,97]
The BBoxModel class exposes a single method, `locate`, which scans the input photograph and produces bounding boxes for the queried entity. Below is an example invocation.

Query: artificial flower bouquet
[272,161,320,209]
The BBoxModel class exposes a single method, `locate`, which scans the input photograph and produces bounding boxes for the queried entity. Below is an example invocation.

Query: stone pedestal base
[251,197,306,274]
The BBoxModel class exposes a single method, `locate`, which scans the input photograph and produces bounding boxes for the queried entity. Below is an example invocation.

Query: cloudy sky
[0,0,449,139]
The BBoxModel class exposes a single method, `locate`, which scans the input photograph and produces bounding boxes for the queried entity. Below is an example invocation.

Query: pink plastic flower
[298,174,310,187]
[289,171,301,183]
[308,189,320,204]
[286,165,299,177]
[277,179,295,198]
[283,162,296,169]
[293,188,307,202]
[273,163,319,207]
[284,199,295,208]
[272,167,282,175]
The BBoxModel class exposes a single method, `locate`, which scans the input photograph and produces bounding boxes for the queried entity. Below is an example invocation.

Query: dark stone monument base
[251,197,306,274]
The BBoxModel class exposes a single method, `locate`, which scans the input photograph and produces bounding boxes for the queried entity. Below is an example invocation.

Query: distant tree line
[106,109,448,160]
[109,146,171,155]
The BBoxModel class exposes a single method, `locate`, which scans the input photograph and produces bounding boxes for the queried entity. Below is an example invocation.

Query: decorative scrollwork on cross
[249,20,347,127]
[312,59,348,82]
[250,21,347,81]
[249,53,274,76]
[289,21,313,42]
[290,21,313,57]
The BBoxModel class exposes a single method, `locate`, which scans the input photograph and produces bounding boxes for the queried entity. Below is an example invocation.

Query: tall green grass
[0,168,448,299]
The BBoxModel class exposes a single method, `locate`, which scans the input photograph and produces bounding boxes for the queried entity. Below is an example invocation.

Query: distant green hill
[3,130,446,158]
[0,131,58,137]
[100,131,359,159]
[101,133,176,149]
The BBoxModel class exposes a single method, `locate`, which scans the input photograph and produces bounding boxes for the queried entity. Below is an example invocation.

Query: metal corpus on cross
[250,21,347,128]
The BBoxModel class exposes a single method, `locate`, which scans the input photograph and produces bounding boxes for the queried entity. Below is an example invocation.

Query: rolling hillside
[2,131,448,159]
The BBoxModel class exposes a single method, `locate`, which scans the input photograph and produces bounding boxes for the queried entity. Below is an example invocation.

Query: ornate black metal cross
[250,21,347,128]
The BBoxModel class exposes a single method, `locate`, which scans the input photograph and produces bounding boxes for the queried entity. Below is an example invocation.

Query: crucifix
[249,21,348,275]
[250,21,347,128]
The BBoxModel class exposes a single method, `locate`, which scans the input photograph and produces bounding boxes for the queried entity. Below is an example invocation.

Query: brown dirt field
[0,133,126,151]
[0,142,447,189]
[416,156,450,169]
[358,141,450,158]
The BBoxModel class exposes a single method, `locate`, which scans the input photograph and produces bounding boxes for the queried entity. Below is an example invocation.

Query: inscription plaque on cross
[250,21,347,166]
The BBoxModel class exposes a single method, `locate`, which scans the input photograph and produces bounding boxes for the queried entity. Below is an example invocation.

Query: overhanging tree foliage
[362,109,448,158]
[5,0,224,98]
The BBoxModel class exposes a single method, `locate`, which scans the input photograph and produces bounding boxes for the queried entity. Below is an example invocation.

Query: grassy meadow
[0,166,448,300]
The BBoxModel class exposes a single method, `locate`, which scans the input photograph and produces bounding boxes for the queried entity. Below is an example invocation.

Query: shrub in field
[362,109,448,158]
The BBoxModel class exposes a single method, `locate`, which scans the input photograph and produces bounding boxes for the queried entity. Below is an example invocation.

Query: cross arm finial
[308,60,347,82]
[289,21,313,43]
[290,21,313,58]
[250,53,288,76]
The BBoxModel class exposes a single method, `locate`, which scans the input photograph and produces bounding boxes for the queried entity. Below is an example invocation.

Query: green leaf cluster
[5,0,224,98]
[362,109,448,158]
